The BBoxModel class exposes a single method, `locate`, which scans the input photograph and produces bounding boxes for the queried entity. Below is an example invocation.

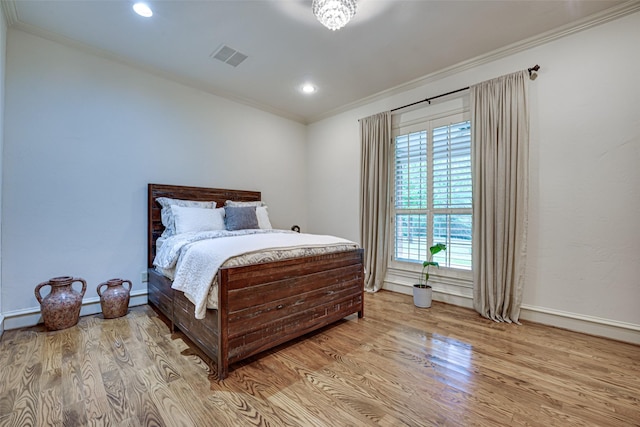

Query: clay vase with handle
[97,278,131,319]
[35,276,87,330]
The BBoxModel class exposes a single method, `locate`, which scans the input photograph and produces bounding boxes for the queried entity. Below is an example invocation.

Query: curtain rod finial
[528,64,540,80]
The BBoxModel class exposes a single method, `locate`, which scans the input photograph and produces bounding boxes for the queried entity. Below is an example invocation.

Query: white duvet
[153,229,358,319]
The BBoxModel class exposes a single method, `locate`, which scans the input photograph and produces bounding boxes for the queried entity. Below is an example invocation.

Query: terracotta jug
[97,278,131,319]
[35,276,87,331]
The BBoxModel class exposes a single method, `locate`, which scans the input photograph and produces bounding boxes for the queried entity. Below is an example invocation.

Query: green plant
[418,243,447,287]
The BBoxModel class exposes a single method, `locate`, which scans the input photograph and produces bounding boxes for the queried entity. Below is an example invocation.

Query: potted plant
[413,243,446,308]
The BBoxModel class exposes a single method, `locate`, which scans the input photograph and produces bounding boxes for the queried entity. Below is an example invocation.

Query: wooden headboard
[147,184,261,268]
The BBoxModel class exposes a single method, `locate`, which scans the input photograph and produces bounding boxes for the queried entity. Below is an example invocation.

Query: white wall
[0,6,6,335]
[307,11,640,342]
[2,30,308,324]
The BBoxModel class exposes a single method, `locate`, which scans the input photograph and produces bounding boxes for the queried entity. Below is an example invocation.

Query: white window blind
[394,131,427,210]
[393,117,472,270]
[433,122,472,209]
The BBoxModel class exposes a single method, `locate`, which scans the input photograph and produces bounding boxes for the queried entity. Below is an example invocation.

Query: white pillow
[157,197,216,237]
[256,206,272,229]
[172,206,225,235]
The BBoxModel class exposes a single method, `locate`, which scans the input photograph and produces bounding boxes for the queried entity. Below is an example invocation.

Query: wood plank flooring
[0,290,638,426]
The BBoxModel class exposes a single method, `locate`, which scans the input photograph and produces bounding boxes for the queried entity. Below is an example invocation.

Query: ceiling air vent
[210,45,248,68]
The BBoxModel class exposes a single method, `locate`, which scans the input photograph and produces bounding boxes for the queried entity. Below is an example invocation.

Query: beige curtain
[471,71,529,323]
[359,112,391,292]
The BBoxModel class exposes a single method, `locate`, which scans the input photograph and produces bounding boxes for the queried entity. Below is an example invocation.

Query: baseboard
[0,314,5,338]
[519,304,640,345]
[382,281,474,309]
[2,290,148,331]
[383,267,474,309]
[7,285,639,345]
[383,281,640,345]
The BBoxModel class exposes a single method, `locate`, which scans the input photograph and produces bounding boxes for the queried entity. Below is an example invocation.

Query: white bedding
[153,229,359,319]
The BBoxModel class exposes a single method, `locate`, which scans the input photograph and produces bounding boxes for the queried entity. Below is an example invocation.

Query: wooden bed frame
[147,183,364,380]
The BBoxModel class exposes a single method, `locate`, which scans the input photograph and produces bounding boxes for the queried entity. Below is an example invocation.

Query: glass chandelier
[312,0,357,31]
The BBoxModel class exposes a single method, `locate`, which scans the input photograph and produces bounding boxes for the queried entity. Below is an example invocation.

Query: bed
[147,183,364,380]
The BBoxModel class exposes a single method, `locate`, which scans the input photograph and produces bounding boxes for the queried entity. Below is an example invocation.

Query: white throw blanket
[154,230,357,319]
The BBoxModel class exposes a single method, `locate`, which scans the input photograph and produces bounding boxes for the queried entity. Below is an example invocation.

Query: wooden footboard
[217,249,364,379]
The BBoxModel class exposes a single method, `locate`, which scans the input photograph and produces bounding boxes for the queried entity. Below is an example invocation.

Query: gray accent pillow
[224,206,259,231]
[225,200,266,207]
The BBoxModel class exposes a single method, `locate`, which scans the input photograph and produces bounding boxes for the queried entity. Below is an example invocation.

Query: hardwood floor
[0,290,638,426]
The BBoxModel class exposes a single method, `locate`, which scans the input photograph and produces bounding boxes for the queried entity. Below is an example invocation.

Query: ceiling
[4,0,631,123]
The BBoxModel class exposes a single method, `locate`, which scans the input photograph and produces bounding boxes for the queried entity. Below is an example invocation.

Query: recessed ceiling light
[133,2,153,18]
[302,84,317,94]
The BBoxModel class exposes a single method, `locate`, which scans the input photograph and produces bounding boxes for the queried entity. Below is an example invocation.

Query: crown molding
[309,0,640,123]
[1,0,18,27]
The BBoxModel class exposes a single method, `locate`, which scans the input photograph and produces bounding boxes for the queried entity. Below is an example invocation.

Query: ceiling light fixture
[133,2,153,18]
[312,0,357,31]
[302,84,317,94]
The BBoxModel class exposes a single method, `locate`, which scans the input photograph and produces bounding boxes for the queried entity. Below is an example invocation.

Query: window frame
[388,107,473,283]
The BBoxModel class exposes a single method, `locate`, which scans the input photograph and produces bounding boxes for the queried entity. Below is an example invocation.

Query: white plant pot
[413,284,432,308]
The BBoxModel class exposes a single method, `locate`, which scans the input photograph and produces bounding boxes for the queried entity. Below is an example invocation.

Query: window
[393,113,472,271]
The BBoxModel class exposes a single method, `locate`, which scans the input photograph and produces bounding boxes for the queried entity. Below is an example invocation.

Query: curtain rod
[390,64,540,113]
